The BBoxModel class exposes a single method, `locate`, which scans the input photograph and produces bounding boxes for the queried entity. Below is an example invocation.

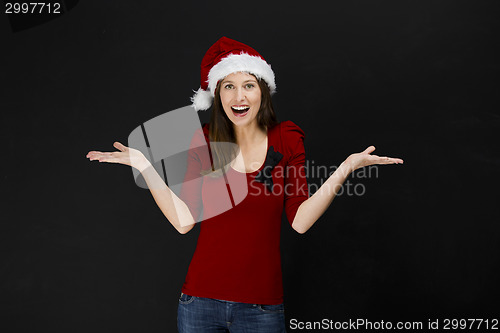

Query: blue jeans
[177,292,287,333]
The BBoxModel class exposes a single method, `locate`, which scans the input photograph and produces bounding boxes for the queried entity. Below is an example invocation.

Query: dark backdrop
[2,1,499,332]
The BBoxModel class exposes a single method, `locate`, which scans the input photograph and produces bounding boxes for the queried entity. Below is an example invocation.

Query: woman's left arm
[291,145,403,234]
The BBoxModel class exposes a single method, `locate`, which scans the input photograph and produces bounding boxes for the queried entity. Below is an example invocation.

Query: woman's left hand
[345,146,404,172]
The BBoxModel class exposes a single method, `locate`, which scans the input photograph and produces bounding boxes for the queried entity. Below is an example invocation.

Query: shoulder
[186,123,210,149]
[274,120,306,156]
[278,120,305,140]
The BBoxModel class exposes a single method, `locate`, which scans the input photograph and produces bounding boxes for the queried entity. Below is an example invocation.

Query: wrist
[136,157,152,173]
[338,159,354,177]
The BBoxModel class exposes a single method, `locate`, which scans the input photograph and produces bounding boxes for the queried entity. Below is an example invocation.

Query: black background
[1,1,499,332]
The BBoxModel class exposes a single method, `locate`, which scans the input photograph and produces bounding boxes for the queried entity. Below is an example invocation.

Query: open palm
[346,146,403,171]
[86,142,149,172]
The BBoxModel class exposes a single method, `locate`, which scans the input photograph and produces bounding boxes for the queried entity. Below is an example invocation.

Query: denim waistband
[181,292,244,304]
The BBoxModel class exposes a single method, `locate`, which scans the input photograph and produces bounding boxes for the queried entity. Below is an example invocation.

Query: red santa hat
[191,37,276,111]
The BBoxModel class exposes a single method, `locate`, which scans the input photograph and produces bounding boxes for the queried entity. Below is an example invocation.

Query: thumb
[363,145,376,154]
[113,141,128,152]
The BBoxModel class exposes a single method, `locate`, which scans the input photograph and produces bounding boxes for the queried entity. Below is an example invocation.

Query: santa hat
[191,37,276,111]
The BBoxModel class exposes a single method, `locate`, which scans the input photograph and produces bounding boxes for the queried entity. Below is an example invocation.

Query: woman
[86,37,403,333]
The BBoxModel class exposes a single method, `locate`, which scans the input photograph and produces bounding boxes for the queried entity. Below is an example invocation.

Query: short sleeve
[281,121,309,226]
[178,124,210,222]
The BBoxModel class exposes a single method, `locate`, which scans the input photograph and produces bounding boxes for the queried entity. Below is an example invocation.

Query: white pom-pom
[190,88,213,111]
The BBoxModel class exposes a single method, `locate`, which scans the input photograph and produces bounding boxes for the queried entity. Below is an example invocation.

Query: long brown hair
[201,75,278,177]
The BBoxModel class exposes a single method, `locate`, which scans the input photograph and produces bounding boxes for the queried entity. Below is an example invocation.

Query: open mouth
[231,106,250,117]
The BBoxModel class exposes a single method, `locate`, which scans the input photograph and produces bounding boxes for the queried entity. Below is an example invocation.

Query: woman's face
[219,72,261,128]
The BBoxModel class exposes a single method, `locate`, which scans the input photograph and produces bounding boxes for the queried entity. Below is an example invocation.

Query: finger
[363,145,376,154]
[86,151,101,157]
[87,151,102,160]
[378,156,404,164]
[98,152,122,163]
[113,141,128,152]
[87,152,107,159]
[382,156,404,164]
[87,151,109,159]
[88,152,111,163]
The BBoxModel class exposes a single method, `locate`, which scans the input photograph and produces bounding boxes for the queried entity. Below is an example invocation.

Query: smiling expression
[219,72,262,127]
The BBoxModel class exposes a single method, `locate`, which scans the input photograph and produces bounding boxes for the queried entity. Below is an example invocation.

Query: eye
[224,84,234,89]
[245,83,255,89]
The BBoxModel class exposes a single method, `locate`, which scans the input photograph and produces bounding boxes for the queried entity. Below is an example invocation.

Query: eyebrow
[222,79,258,84]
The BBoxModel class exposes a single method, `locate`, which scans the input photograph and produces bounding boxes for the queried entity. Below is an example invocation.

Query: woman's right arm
[138,161,196,234]
[87,142,195,234]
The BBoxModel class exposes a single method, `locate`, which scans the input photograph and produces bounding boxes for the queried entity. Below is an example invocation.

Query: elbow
[290,206,309,234]
[175,220,195,234]
[177,225,194,234]
[291,221,308,234]
[294,227,308,234]
[177,228,190,235]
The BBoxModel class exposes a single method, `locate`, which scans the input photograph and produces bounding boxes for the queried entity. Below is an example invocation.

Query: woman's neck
[233,122,267,148]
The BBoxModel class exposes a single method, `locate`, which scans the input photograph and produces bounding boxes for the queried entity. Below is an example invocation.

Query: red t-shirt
[179,120,309,305]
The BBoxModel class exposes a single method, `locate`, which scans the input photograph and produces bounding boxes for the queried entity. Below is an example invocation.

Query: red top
[179,120,309,304]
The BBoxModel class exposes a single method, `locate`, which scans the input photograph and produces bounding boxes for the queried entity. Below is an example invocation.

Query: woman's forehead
[222,72,258,82]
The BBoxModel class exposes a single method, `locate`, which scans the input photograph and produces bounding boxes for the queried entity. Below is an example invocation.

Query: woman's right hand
[86,142,151,172]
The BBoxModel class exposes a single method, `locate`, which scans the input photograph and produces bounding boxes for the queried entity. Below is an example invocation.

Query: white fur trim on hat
[191,87,213,111]
[208,52,276,96]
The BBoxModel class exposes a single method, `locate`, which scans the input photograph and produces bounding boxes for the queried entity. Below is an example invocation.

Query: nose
[235,87,245,102]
